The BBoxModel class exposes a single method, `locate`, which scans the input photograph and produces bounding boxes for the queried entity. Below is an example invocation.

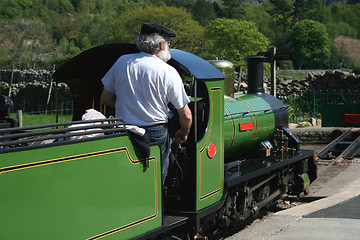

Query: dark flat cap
[140,23,176,37]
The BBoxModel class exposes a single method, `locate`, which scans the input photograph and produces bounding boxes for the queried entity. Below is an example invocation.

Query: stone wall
[264,69,360,96]
[1,68,359,114]
[0,69,72,113]
[276,69,328,76]
[0,69,53,84]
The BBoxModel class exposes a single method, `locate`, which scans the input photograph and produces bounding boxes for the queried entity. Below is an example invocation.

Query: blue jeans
[143,125,170,185]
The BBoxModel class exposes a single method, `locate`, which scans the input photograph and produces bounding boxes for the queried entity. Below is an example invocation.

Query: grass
[11,113,72,127]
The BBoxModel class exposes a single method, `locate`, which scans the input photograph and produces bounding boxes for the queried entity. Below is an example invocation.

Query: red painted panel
[344,114,360,124]
[239,122,254,131]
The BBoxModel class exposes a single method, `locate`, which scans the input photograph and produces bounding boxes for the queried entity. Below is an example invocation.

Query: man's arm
[174,104,192,144]
[100,88,116,108]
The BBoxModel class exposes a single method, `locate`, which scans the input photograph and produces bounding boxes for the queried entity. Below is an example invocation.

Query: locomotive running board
[225,150,316,188]
[134,215,188,240]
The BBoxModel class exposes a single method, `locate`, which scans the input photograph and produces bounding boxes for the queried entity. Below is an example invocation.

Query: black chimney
[247,55,265,95]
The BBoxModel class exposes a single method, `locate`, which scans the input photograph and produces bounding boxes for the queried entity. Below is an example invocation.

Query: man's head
[136,23,175,62]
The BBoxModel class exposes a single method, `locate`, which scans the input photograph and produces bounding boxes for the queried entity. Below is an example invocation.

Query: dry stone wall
[0,69,72,113]
[264,69,360,96]
[1,69,359,114]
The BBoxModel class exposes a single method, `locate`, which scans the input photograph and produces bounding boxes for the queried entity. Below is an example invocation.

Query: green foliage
[110,6,207,56]
[264,0,294,33]
[291,20,330,69]
[293,0,307,23]
[330,3,360,38]
[304,0,331,24]
[0,0,21,18]
[239,4,273,37]
[0,0,360,70]
[220,3,275,41]
[205,18,270,68]
[0,18,62,69]
[327,21,357,40]
[277,60,294,70]
[191,0,217,26]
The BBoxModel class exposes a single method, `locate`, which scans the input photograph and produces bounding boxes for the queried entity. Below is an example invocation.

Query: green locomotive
[0,44,316,239]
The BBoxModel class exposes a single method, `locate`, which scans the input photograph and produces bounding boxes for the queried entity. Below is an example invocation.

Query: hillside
[334,36,360,68]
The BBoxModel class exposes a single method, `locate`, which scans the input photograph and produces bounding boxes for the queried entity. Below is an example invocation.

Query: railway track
[315,128,360,174]
[222,130,360,239]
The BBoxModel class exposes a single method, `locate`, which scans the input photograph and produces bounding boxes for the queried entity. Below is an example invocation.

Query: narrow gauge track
[315,129,360,175]
[218,130,360,240]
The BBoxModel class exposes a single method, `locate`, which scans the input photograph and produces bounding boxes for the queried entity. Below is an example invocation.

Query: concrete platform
[224,127,360,240]
[226,164,360,240]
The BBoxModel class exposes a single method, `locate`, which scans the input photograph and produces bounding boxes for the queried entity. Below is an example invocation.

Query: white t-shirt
[101,52,190,126]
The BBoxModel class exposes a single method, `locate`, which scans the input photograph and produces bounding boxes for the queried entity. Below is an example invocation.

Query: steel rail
[315,129,352,159]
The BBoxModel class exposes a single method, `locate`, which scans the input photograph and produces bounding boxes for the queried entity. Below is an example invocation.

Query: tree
[205,18,270,68]
[304,0,331,24]
[0,0,21,18]
[330,3,360,39]
[109,6,207,56]
[293,0,307,23]
[164,0,194,9]
[230,3,274,40]
[264,0,294,33]
[326,21,357,40]
[291,20,330,69]
[190,0,217,26]
[50,13,81,42]
[0,18,62,69]
[221,0,242,18]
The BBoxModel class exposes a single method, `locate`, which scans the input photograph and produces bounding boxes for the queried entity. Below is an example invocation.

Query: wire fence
[3,80,359,125]
[278,88,360,122]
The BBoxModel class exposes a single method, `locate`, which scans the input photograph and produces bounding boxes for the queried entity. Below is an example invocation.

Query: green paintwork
[195,87,277,210]
[224,93,275,157]
[302,173,310,191]
[0,135,162,239]
[196,80,224,210]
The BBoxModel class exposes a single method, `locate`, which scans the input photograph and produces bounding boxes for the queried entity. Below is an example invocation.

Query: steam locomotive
[0,44,317,239]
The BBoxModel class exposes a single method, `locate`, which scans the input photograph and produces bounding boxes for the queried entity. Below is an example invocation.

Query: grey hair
[136,34,166,54]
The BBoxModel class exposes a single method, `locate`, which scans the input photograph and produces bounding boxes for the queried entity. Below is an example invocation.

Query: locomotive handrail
[0,122,125,142]
[0,128,127,148]
[224,105,288,117]
[0,118,125,134]
[0,118,128,148]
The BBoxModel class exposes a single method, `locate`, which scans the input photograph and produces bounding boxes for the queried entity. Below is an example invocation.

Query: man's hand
[174,128,189,144]
[174,104,192,144]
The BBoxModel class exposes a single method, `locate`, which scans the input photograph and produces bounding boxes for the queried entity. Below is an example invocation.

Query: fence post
[17,110,23,127]
[313,89,316,119]
[8,65,14,97]
[46,65,56,114]
[270,47,277,97]
[237,65,243,92]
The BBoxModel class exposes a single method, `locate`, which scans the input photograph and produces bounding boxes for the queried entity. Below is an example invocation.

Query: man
[101,23,192,184]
